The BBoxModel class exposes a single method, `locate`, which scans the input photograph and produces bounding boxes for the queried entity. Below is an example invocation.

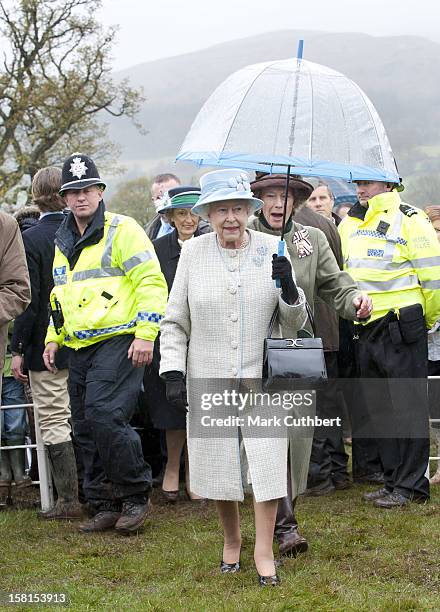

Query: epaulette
[399,204,419,217]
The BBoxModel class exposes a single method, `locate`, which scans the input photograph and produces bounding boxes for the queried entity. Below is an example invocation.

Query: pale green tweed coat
[159,229,308,502]
[248,215,361,498]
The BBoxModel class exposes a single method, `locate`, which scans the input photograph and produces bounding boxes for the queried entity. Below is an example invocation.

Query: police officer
[339,179,440,507]
[44,154,168,533]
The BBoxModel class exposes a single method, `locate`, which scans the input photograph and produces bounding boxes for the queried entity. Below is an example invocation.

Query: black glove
[272,254,299,305]
[161,371,188,411]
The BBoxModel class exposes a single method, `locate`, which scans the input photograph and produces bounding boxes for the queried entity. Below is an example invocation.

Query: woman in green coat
[249,173,371,558]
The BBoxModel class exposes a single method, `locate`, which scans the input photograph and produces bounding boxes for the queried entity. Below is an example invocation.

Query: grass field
[1,477,439,612]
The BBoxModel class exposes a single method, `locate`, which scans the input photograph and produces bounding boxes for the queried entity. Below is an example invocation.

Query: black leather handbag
[262,303,328,391]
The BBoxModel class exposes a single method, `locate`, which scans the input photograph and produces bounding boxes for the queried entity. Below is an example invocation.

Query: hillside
[107,30,440,180]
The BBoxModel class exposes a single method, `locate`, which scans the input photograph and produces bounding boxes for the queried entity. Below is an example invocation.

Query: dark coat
[144,214,163,241]
[152,229,181,292]
[144,227,209,429]
[11,213,70,371]
[153,225,211,291]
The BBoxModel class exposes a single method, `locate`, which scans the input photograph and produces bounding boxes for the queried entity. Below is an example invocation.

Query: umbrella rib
[288,60,302,157]
[349,78,385,169]
[308,61,314,165]
[273,70,291,158]
[220,60,281,158]
[328,76,351,165]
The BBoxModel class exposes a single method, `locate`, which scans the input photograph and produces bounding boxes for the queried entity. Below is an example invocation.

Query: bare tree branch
[0,0,145,204]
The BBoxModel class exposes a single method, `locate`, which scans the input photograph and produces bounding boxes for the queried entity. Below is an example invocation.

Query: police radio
[49,297,64,334]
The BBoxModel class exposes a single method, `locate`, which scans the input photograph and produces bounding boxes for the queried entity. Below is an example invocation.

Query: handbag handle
[267,302,316,339]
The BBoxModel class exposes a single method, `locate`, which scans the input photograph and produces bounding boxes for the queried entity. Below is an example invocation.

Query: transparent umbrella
[177,49,400,264]
[177,56,400,184]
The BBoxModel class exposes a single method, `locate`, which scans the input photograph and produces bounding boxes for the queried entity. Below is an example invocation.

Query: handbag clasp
[285,338,304,347]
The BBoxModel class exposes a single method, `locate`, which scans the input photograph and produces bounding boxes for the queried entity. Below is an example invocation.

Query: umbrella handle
[275,240,285,288]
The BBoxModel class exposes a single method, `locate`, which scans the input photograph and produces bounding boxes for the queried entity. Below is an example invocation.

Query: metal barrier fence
[0,402,53,510]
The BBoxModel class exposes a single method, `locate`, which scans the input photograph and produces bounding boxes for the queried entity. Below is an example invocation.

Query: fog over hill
[107,30,440,181]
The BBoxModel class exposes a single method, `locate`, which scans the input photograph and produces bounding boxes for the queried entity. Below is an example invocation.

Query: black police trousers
[307,352,349,488]
[356,313,430,499]
[69,334,152,508]
[338,319,384,480]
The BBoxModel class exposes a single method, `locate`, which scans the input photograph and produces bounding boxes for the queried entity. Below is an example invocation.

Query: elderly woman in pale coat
[159,169,307,586]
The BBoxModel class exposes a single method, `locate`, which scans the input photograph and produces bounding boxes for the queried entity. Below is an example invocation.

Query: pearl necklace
[218,232,249,251]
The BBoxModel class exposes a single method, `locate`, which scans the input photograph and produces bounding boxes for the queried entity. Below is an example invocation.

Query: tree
[107,176,156,228]
[0,0,144,205]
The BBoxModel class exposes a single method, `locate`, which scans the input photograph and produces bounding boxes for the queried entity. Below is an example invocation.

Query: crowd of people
[1,153,440,586]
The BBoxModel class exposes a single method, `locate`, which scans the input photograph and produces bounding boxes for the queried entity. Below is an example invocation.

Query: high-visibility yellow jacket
[339,191,440,328]
[45,210,168,349]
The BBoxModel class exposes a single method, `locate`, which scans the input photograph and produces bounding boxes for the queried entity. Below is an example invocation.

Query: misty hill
[108,30,440,179]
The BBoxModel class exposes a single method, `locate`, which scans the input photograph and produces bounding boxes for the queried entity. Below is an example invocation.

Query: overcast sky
[99,0,440,70]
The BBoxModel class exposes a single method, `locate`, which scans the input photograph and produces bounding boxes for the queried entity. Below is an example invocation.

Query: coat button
[228,251,237,258]
[231,341,238,349]
[229,286,237,295]
[228,264,237,272]
[230,313,238,322]
[231,367,238,376]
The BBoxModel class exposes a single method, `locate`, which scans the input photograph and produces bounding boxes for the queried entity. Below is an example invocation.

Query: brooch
[292,229,313,258]
[253,245,268,267]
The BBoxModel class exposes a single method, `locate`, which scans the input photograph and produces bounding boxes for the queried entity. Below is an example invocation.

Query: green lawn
[1,479,439,612]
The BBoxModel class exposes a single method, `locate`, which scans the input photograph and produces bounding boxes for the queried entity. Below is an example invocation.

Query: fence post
[33,405,54,511]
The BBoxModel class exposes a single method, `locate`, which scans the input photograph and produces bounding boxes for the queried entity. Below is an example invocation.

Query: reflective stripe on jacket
[45,211,168,349]
[339,191,440,328]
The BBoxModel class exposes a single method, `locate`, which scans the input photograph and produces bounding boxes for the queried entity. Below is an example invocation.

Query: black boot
[275,495,308,556]
[275,463,309,556]
[39,441,83,520]
[6,438,32,489]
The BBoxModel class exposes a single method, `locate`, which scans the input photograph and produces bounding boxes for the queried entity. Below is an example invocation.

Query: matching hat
[250,173,314,206]
[192,169,263,221]
[59,154,106,194]
[157,186,201,214]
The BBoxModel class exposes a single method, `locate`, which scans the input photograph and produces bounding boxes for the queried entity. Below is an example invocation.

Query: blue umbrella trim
[176,150,400,184]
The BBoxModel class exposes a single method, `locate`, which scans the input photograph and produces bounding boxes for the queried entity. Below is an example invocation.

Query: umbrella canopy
[177,58,400,183]
[309,177,358,202]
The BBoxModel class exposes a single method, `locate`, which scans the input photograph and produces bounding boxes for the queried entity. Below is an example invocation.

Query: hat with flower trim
[192,169,263,221]
[157,186,201,213]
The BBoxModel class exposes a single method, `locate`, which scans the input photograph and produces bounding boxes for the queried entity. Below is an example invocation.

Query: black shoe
[114,499,151,534]
[258,573,280,586]
[373,492,410,508]
[362,487,391,502]
[220,560,240,574]
[161,489,179,503]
